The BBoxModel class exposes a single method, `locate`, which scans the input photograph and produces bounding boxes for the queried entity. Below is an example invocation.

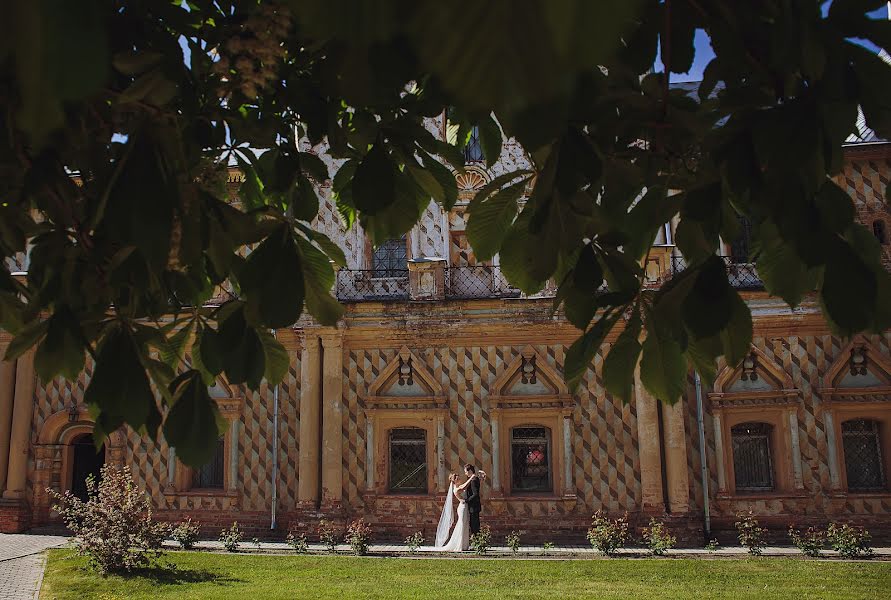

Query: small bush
[505,530,522,555]
[788,525,825,557]
[48,464,169,575]
[172,516,201,550]
[286,528,309,553]
[219,522,243,552]
[252,537,262,550]
[827,522,874,559]
[542,541,554,555]
[734,512,767,556]
[641,518,677,556]
[404,532,424,553]
[346,518,372,556]
[318,519,340,553]
[586,511,630,556]
[705,538,720,552]
[470,525,492,555]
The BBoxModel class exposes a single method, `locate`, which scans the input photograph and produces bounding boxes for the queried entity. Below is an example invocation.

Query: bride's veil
[434,482,455,547]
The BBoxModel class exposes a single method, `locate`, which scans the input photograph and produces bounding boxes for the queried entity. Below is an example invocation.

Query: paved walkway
[0,534,68,600]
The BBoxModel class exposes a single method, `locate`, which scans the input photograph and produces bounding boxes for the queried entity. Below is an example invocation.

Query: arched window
[371,234,408,278]
[873,220,888,246]
[842,419,886,491]
[731,422,774,492]
[464,126,483,162]
[510,426,552,493]
[388,428,427,493]
[192,437,225,489]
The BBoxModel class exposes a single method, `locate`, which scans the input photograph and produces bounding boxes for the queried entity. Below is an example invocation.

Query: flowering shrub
[470,525,492,555]
[788,525,825,557]
[286,527,309,553]
[318,519,340,553]
[219,522,243,552]
[705,538,720,552]
[346,518,372,556]
[827,522,874,559]
[586,511,629,556]
[47,464,169,575]
[641,518,677,556]
[172,517,201,550]
[404,532,424,553]
[542,541,554,555]
[505,530,522,555]
[735,512,767,556]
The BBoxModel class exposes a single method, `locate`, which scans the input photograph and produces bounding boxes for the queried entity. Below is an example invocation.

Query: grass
[41,549,890,600]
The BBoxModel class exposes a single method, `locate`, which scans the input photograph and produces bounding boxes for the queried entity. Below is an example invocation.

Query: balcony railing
[335,269,409,302]
[445,266,521,300]
[670,256,764,290]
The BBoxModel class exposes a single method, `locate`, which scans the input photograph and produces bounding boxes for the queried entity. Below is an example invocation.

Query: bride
[433,471,484,551]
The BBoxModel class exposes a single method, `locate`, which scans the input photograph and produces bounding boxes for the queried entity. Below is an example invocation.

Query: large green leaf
[240,224,305,328]
[465,179,525,261]
[352,137,396,215]
[34,308,84,381]
[603,312,642,403]
[564,311,620,390]
[163,371,225,467]
[296,236,344,325]
[639,329,687,404]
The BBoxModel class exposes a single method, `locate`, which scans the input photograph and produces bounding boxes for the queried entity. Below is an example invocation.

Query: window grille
[389,428,427,493]
[731,422,774,492]
[873,220,888,245]
[729,215,753,264]
[464,126,483,162]
[843,419,886,491]
[510,426,551,493]
[192,437,225,489]
[371,235,408,278]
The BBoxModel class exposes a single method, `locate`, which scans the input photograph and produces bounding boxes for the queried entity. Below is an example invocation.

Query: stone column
[298,332,322,505]
[320,331,343,506]
[562,414,573,496]
[490,414,501,492]
[634,368,664,512]
[436,414,445,492]
[0,356,16,493]
[788,408,804,490]
[712,412,727,493]
[824,409,841,490]
[661,401,690,513]
[3,350,35,499]
[365,413,375,491]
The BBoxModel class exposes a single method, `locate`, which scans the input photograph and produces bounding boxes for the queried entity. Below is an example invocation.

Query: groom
[463,464,482,535]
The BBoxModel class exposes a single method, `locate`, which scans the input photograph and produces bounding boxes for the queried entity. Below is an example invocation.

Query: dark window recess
[843,419,886,491]
[464,126,483,162]
[71,435,105,502]
[873,220,888,245]
[510,426,552,493]
[729,215,753,264]
[192,437,225,489]
[389,428,427,493]
[731,422,774,492]
[371,235,408,278]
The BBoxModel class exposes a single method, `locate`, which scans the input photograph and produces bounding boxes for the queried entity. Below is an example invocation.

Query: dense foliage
[2,1,891,461]
[48,465,169,574]
[587,511,631,556]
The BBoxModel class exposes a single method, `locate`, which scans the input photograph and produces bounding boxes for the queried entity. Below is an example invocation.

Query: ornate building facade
[0,124,890,543]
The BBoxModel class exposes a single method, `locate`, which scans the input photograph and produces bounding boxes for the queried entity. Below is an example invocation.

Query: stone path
[0,534,68,600]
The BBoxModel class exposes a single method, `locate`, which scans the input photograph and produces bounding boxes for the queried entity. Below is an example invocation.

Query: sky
[670,2,890,82]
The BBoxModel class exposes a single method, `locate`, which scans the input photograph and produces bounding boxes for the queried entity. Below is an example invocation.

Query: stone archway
[32,405,126,523]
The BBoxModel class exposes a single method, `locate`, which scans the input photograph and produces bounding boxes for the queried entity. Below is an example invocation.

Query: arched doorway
[70,434,105,501]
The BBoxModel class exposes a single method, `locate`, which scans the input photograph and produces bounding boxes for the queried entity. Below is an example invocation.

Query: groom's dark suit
[463,476,482,534]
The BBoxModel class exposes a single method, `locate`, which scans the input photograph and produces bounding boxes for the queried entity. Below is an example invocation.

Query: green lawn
[41,549,890,600]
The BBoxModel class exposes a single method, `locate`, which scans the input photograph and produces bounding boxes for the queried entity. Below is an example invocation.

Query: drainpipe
[270,329,279,531]
[694,372,711,541]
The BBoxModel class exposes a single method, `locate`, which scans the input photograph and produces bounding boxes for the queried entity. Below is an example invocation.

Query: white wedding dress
[431,482,470,551]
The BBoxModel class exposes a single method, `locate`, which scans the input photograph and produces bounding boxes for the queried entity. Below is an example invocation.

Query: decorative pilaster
[407,258,446,301]
[365,414,375,491]
[320,330,343,506]
[633,367,664,512]
[298,331,321,505]
[3,349,35,500]
[436,414,445,492]
[490,412,501,492]
[712,412,727,494]
[662,401,690,513]
[562,414,573,496]
[0,353,16,493]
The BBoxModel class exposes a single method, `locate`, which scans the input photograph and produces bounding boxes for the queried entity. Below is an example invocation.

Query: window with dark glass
[843,419,886,491]
[873,220,888,245]
[464,126,483,162]
[510,426,552,493]
[192,437,225,489]
[371,235,408,278]
[388,428,427,493]
[729,215,753,264]
[731,422,774,492]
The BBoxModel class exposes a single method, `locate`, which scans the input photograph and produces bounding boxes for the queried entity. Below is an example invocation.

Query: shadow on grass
[79,563,243,587]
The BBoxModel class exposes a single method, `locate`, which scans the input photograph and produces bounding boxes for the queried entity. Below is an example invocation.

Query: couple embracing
[433,464,486,552]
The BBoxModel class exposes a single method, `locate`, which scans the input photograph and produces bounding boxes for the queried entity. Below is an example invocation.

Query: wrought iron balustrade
[445,266,522,299]
[670,255,764,290]
[335,269,409,301]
